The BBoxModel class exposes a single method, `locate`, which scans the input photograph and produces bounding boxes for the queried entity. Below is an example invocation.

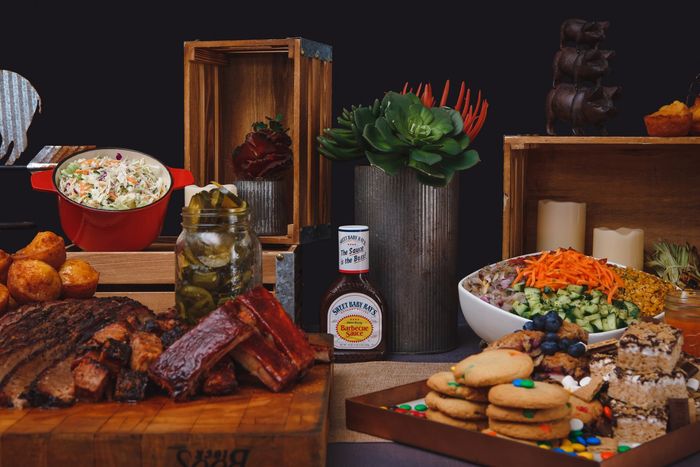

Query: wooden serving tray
[0,336,332,467]
[346,379,700,467]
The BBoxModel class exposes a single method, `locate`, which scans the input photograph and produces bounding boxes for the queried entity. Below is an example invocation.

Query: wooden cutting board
[0,338,332,467]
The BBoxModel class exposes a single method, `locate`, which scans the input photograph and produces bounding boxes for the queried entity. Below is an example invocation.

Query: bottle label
[338,225,369,273]
[327,292,382,350]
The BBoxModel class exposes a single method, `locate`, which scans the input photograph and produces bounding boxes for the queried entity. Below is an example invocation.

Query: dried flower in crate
[233,115,292,180]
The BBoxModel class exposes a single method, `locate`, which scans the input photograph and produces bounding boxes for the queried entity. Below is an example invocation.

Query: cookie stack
[424,349,534,431]
[607,322,688,443]
[487,380,571,441]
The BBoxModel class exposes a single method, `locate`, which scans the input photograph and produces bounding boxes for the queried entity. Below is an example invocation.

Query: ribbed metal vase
[235,180,288,236]
[355,166,459,353]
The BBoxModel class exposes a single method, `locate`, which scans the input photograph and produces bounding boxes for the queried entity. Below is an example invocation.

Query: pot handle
[168,168,195,190]
[30,170,57,193]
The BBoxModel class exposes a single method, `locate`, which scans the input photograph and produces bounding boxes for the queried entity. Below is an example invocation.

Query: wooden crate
[184,38,332,245]
[67,238,301,321]
[503,136,700,259]
[0,337,332,467]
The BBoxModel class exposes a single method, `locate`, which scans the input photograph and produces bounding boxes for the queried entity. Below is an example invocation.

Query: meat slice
[114,370,149,402]
[93,323,129,344]
[72,358,110,402]
[23,356,76,407]
[101,338,132,373]
[231,287,315,373]
[202,359,238,396]
[130,332,163,372]
[149,308,253,401]
[231,333,298,392]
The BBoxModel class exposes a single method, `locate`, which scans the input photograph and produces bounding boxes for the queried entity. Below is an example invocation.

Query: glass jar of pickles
[175,186,262,323]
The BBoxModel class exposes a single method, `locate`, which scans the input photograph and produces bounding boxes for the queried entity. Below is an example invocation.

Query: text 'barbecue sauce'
[321,225,386,362]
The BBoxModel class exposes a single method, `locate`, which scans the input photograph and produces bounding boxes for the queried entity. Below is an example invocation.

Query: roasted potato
[13,231,67,270]
[59,259,99,298]
[0,249,11,283]
[0,283,9,314]
[7,259,62,304]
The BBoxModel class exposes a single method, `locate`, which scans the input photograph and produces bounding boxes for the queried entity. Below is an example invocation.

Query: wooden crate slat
[503,136,700,259]
[68,251,174,284]
[94,291,174,312]
[68,250,281,286]
[318,60,333,225]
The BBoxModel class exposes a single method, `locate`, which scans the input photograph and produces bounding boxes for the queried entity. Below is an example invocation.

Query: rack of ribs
[148,308,253,401]
[228,287,315,374]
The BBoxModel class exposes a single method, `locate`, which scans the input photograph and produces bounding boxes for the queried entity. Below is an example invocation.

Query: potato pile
[0,231,99,314]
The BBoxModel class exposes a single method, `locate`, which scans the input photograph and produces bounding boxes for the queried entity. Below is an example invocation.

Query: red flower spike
[439,79,450,107]
[455,81,466,112]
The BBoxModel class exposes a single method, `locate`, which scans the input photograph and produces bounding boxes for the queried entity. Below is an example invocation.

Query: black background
[1,1,698,330]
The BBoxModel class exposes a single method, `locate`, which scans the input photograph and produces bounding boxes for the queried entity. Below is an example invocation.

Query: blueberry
[544,312,563,332]
[559,338,571,350]
[567,342,586,357]
[523,321,536,331]
[541,341,559,355]
[545,310,560,320]
[544,332,559,342]
[532,315,546,331]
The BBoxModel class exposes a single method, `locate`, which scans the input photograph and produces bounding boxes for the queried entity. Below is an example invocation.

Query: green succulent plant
[318,91,479,187]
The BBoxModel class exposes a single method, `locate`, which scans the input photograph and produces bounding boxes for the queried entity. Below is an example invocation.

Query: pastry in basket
[644,100,692,136]
[689,97,700,135]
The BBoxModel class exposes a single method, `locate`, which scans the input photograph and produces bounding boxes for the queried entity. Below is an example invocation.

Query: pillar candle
[592,227,645,270]
[536,200,586,252]
[184,184,238,206]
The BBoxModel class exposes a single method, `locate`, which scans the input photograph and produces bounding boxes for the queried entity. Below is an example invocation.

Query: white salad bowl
[458,255,663,344]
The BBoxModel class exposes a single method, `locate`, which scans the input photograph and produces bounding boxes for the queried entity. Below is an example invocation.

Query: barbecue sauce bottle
[321,225,386,362]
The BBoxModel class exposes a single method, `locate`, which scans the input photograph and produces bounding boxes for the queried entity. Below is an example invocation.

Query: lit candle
[536,200,586,252]
[183,184,238,206]
[592,227,645,270]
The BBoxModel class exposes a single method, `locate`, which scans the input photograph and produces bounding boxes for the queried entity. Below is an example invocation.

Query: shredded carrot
[512,248,624,303]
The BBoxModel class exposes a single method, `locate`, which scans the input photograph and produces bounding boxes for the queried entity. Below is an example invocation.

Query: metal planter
[355,165,459,353]
[236,179,288,236]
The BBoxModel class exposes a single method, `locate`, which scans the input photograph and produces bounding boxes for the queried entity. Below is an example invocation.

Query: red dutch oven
[31,148,194,251]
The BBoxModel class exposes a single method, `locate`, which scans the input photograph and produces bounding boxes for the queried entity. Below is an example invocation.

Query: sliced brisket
[0,297,158,408]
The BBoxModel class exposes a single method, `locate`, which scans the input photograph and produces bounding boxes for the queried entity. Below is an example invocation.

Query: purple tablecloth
[327,324,700,467]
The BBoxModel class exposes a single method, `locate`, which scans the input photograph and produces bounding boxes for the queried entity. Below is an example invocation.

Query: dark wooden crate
[503,136,700,259]
[184,38,332,245]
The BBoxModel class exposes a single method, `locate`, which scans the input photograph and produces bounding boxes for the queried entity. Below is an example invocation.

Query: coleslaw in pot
[58,155,168,210]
